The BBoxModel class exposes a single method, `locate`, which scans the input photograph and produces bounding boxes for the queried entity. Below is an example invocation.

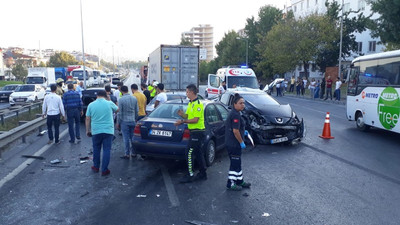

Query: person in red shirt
[324,76,333,100]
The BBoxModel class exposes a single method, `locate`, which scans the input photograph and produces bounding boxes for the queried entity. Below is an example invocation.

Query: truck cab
[206,66,259,98]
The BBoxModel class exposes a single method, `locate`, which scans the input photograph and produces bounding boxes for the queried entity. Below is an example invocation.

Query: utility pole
[338,0,344,80]
[80,0,87,89]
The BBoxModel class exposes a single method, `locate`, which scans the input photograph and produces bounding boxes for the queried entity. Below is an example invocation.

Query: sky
[1,0,287,62]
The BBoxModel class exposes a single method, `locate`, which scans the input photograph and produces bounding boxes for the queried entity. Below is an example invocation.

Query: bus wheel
[356,112,370,131]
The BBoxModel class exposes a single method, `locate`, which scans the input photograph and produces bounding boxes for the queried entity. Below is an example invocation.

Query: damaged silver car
[220,89,304,144]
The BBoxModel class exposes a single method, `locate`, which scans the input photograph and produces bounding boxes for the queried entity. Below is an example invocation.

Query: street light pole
[80,0,87,89]
[112,45,115,76]
[338,0,344,80]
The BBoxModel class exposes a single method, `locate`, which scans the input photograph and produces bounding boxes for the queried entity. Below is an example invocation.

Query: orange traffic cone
[319,112,334,139]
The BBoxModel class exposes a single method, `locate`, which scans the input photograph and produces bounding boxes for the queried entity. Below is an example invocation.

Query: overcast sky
[2,0,286,62]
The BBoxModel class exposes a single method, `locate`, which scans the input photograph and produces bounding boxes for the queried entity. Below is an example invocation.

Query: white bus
[346,50,400,132]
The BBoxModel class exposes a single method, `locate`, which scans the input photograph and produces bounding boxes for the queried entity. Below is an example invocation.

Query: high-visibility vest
[148,86,156,97]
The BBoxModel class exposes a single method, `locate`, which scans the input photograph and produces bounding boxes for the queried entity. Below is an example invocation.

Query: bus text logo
[362,91,378,99]
[378,87,400,129]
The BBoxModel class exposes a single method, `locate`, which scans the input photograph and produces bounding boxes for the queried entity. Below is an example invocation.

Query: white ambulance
[206,66,259,98]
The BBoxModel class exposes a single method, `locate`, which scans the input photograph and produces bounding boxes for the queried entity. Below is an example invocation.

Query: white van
[206,66,259,98]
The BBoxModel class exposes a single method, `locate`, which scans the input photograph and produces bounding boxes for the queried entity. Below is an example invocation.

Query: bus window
[347,67,359,96]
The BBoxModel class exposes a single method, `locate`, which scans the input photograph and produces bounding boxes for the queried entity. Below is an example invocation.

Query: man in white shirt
[335,78,342,101]
[219,81,226,95]
[114,82,123,102]
[42,84,66,144]
[154,83,167,108]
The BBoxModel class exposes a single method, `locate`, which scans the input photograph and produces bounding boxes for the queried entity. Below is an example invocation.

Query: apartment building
[284,0,384,79]
[182,24,214,61]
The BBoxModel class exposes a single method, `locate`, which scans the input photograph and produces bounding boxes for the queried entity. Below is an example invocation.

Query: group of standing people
[288,76,343,101]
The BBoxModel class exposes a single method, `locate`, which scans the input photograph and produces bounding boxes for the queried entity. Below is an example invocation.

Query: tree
[48,51,78,67]
[244,5,283,75]
[215,31,246,67]
[12,64,28,80]
[38,61,47,67]
[180,37,194,46]
[315,1,369,72]
[260,14,337,77]
[370,0,400,46]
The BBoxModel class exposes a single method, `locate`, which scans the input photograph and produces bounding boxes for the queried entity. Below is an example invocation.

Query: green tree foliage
[370,0,400,46]
[12,64,28,80]
[199,59,220,82]
[100,59,118,72]
[48,51,78,67]
[38,61,47,67]
[121,60,147,70]
[316,1,369,72]
[261,14,337,76]
[244,5,283,76]
[215,31,246,66]
[180,37,194,46]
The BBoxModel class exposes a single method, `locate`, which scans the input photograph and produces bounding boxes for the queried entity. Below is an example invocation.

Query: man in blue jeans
[117,85,138,159]
[42,84,65,145]
[63,84,83,143]
[86,90,118,176]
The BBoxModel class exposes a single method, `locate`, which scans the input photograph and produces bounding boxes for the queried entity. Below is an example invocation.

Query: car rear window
[148,103,188,119]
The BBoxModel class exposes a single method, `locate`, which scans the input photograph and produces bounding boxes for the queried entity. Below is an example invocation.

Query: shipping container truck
[148,45,199,91]
[26,67,56,87]
[55,67,67,81]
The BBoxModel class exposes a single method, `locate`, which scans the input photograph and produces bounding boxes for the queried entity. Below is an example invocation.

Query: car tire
[356,111,370,131]
[205,140,216,167]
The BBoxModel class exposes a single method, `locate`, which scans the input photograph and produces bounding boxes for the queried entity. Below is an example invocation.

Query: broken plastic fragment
[50,159,61,164]
[122,183,128,186]
[262,213,270,217]
[156,194,160,197]
[136,195,146,198]
[80,160,87,164]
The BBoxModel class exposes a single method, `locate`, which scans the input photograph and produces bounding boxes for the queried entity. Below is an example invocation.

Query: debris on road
[50,159,61,164]
[261,212,270,217]
[38,130,47,136]
[156,194,160,197]
[122,182,128,186]
[79,156,90,160]
[230,220,239,223]
[44,165,70,168]
[185,220,217,225]
[22,155,45,160]
[136,195,147,198]
[242,193,249,197]
[80,160,87,164]
[80,191,89,197]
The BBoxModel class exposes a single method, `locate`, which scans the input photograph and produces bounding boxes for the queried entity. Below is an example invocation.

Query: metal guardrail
[0,117,46,159]
[0,101,43,126]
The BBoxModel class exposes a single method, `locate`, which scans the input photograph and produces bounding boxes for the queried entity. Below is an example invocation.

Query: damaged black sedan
[219,89,304,144]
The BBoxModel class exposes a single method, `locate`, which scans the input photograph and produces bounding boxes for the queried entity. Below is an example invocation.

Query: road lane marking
[160,165,180,207]
[0,129,69,189]
[286,102,345,120]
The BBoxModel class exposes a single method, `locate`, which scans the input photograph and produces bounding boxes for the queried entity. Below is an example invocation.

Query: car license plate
[150,129,172,137]
[270,137,288,144]
[15,99,25,102]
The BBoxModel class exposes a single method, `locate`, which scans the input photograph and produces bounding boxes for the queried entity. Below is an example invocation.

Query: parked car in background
[220,88,304,145]
[9,84,46,106]
[81,88,105,119]
[0,84,19,102]
[264,78,285,95]
[110,77,121,89]
[133,99,229,166]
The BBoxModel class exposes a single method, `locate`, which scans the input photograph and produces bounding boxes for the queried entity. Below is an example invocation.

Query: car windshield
[26,77,44,84]
[227,76,259,89]
[2,85,17,91]
[71,71,89,80]
[148,103,188,119]
[241,93,280,106]
[15,85,35,92]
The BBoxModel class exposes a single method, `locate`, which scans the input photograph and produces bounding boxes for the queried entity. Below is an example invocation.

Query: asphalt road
[1,88,400,225]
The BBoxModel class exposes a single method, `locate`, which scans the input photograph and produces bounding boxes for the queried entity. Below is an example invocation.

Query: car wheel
[356,111,370,131]
[205,140,216,167]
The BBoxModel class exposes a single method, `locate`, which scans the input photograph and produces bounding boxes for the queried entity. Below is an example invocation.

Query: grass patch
[0,80,24,88]
[0,107,42,131]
